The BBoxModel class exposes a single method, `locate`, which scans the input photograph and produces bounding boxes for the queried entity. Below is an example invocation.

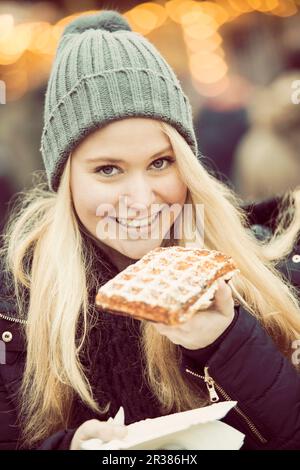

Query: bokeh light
[0,1,299,100]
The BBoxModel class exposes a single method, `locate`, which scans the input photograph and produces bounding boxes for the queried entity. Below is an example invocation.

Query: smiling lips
[114,211,161,228]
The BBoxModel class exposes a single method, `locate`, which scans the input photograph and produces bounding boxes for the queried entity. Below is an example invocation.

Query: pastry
[95,246,239,325]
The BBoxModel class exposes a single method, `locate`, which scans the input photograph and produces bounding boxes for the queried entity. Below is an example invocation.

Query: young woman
[1,10,300,451]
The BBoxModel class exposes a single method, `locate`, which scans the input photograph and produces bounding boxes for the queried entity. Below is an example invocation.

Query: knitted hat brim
[40,68,198,192]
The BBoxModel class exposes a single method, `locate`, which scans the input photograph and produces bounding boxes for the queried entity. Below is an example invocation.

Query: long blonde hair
[1,121,300,448]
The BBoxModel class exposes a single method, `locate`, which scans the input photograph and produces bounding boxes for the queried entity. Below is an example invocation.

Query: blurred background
[0,0,300,233]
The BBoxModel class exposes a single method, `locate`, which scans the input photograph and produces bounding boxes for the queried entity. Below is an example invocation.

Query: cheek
[71,172,118,219]
[160,174,187,205]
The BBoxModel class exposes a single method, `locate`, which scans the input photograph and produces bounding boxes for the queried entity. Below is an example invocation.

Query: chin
[118,237,164,259]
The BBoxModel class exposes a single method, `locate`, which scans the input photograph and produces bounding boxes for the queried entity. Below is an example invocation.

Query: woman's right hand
[70,419,128,450]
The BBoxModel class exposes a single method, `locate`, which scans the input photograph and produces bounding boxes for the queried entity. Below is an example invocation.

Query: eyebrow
[85,145,173,164]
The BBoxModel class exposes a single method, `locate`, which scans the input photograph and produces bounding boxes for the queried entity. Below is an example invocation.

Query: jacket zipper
[0,311,27,324]
[186,366,267,444]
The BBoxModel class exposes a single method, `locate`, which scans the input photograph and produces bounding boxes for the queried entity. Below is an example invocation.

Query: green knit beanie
[40,10,199,192]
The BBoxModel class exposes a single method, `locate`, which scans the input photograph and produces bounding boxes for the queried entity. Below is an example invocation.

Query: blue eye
[151,157,175,170]
[94,165,121,176]
[94,157,175,177]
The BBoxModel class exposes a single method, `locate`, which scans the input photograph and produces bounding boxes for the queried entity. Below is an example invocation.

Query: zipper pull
[204,366,219,403]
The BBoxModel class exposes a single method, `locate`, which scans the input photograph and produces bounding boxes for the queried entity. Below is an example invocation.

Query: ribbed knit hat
[40,10,199,192]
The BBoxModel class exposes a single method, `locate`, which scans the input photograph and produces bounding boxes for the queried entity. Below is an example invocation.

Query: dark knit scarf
[69,230,165,428]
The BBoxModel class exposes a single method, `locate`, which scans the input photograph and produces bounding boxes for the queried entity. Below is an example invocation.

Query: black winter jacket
[0,197,299,450]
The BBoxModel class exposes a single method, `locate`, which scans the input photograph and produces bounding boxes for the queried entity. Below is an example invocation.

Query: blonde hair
[1,121,300,448]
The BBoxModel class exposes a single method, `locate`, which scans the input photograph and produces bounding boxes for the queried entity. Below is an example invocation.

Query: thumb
[213,279,234,316]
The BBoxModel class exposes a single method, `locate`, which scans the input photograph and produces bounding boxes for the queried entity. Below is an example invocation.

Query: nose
[121,176,157,218]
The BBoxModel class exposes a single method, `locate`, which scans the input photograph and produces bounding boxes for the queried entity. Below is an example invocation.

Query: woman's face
[70,118,187,259]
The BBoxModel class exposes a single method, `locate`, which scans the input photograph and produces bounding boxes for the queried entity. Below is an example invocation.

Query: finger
[151,322,171,334]
[215,279,232,300]
[214,279,234,315]
[113,426,128,440]
[80,420,115,442]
